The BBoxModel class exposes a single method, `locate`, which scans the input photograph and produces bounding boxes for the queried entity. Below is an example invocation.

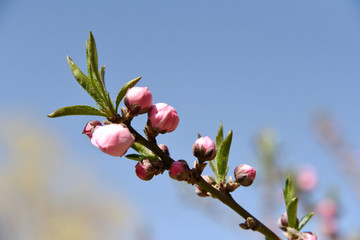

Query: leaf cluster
[283,177,314,231]
[47,31,141,120]
[209,122,233,183]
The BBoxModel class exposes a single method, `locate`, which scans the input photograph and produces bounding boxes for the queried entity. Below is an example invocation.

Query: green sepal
[115,76,142,111]
[298,212,314,231]
[67,56,103,104]
[287,197,299,229]
[131,142,158,161]
[47,105,106,118]
[125,154,146,161]
[216,129,233,182]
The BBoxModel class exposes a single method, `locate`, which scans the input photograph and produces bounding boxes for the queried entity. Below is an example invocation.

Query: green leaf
[131,142,158,161]
[125,154,146,161]
[86,32,106,98]
[47,105,106,118]
[67,56,103,104]
[283,176,296,208]
[88,31,98,73]
[298,212,314,231]
[216,130,233,182]
[100,65,106,84]
[287,197,299,229]
[215,121,224,150]
[115,76,142,112]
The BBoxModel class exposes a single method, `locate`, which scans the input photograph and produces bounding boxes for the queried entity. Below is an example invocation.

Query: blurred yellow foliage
[0,117,137,240]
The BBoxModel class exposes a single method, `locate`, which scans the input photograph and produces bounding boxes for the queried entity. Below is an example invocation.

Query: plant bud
[192,136,216,162]
[135,159,155,181]
[91,124,134,157]
[169,160,190,181]
[195,175,215,197]
[299,232,317,240]
[82,120,102,138]
[148,103,180,133]
[234,164,256,187]
[124,87,153,114]
[277,212,289,231]
[158,144,170,156]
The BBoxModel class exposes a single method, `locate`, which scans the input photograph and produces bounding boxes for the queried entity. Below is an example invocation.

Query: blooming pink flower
[124,87,153,114]
[297,166,318,192]
[192,136,216,161]
[234,164,256,187]
[148,103,179,133]
[91,124,134,157]
[169,160,190,181]
[82,120,102,138]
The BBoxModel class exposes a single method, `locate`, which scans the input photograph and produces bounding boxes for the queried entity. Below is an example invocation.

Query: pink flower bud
[124,87,153,114]
[135,159,155,181]
[91,124,134,157]
[148,103,180,133]
[158,144,170,156]
[192,136,216,162]
[277,212,289,231]
[82,120,102,138]
[195,175,215,197]
[169,160,190,181]
[297,166,318,192]
[299,232,317,240]
[234,164,256,187]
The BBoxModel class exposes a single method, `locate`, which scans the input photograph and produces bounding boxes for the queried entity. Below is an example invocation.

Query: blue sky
[1,0,360,239]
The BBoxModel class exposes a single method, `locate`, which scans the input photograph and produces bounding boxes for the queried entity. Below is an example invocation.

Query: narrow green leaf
[131,142,158,161]
[47,105,106,118]
[100,65,106,84]
[298,212,314,231]
[283,176,296,208]
[287,197,299,229]
[216,130,233,182]
[88,31,98,72]
[86,32,106,99]
[125,154,146,161]
[67,56,103,104]
[115,76,142,111]
[215,121,224,150]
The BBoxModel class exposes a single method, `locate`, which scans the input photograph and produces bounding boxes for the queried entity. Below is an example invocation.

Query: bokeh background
[1,0,360,239]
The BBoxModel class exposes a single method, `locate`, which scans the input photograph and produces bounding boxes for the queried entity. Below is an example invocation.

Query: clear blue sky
[1,0,360,239]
